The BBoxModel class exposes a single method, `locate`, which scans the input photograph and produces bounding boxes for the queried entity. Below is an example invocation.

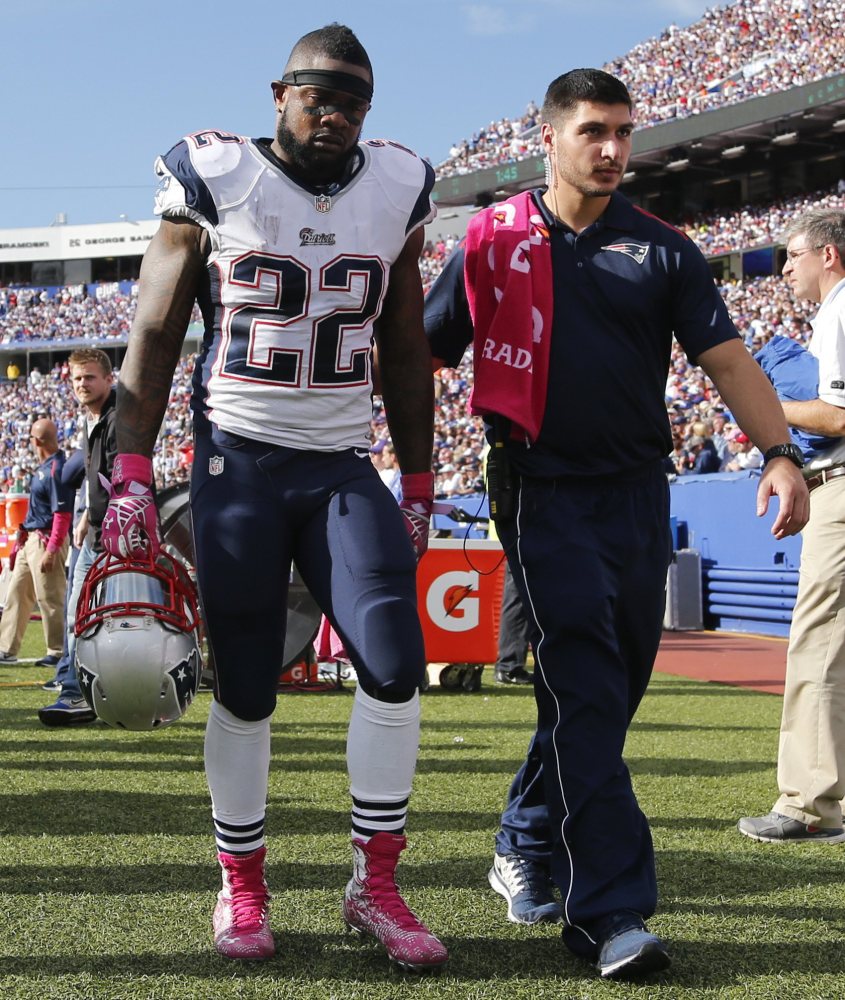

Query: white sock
[347,685,420,840]
[205,699,271,855]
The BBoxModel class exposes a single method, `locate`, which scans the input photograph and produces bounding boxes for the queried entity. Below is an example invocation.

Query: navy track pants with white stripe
[495,462,671,957]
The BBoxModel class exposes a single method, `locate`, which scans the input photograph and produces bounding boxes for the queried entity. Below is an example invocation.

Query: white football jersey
[154,132,436,450]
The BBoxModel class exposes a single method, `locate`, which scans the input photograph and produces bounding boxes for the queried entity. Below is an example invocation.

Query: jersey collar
[252,138,365,198]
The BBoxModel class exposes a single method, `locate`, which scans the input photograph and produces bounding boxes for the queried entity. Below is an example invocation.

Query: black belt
[805,465,845,492]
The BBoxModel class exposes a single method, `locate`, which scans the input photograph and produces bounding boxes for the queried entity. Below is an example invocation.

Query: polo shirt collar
[532,188,635,235]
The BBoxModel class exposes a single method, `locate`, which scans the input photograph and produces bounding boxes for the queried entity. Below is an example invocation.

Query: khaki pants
[775,475,845,827]
[0,532,69,657]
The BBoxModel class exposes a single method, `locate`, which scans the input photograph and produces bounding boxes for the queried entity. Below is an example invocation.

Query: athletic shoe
[41,678,62,693]
[213,846,274,960]
[38,697,97,727]
[488,852,563,924]
[494,667,533,685]
[343,832,448,973]
[34,654,61,668]
[0,651,18,664]
[737,810,845,843]
[597,914,671,980]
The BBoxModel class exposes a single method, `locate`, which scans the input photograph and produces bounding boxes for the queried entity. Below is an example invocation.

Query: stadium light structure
[771,131,798,146]
[666,158,690,173]
[721,145,746,159]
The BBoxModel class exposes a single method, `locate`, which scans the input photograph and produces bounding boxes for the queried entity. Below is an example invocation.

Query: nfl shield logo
[315,194,332,213]
[209,455,225,476]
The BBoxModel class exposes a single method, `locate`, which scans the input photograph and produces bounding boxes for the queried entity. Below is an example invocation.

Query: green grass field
[1,624,844,1000]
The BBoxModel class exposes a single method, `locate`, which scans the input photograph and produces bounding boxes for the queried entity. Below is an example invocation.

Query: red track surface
[654,630,788,695]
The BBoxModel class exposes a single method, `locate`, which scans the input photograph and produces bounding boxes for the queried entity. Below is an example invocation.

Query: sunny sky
[1,0,719,229]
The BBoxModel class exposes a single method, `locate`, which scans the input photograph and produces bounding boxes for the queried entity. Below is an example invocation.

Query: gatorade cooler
[6,494,28,533]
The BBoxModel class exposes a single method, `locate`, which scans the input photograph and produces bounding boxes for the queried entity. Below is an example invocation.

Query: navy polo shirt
[425,189,740,478]
[23,452,74,532]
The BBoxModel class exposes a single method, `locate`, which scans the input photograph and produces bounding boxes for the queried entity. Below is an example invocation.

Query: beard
[275,108,357,183]
[554,153,623,199]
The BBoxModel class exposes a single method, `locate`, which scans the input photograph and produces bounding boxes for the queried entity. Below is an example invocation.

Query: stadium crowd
[434,0,845,178]
[682,184,845,256]
[5,182,840,343]
[3,0,844,500]
[2,178,844,497]
[0,255,826,502]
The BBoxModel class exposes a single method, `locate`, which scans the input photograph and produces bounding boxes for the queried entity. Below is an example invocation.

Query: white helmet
[74,550,203,730]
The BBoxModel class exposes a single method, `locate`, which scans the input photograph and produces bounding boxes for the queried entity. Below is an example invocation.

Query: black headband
[281,69,373,103]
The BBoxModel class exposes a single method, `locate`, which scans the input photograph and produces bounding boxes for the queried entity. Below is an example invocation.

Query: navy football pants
[495,463,671,956]
[191,424,424,720]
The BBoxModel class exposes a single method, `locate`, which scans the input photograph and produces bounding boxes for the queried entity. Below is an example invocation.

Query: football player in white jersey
[100,24,447,972]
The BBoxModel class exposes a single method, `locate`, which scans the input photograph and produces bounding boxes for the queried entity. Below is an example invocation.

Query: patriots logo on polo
[603,242,650,264]
[168,647,201,715]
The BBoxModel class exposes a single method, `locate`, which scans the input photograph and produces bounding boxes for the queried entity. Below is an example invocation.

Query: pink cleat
[342,832,449,973]
[213,846,275,960]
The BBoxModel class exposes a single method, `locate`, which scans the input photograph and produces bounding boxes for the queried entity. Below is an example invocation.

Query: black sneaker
[38,697,97,727]
[42,678,62,693]
[738,810,845,843]
[494,666,533,685]
[34,654,61,668]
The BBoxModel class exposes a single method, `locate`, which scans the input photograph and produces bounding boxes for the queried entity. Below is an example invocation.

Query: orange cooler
[6,494,28,533]
[416,539,506,664]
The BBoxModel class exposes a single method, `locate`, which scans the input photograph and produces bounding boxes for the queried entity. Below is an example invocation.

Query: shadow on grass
[7,845,844,905]
[2,935,844,984]
[0,751,527,776]
[0,792,500,836]
[646,683,762,697]
[0,856,497,894]
[658,847,845,900]
[0,934,591,983]
[631,720,765,733]
[628,756,775,777]
[651,815,742,831]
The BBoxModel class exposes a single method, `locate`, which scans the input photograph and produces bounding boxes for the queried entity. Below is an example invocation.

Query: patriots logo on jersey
[300,228,336,246]
[603,242,650,264]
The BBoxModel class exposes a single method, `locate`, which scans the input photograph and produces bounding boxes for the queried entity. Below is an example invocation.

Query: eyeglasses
[785,244,823,262]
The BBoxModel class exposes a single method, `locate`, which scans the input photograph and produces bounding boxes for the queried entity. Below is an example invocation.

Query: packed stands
[2,175,843,494]
[0,254,829,497]
[434,0,845,178]
[3,0,845,497]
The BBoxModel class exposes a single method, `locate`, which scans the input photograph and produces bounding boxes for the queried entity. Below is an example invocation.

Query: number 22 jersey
[154,132,436,451]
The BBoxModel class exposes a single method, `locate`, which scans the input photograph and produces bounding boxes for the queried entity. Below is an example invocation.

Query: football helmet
[74,549,203,730]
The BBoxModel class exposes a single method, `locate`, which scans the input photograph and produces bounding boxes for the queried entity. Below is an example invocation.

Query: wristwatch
[763,443,804,469]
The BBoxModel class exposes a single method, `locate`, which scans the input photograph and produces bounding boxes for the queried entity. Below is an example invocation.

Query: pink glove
[9,528,27,572]
[399,472,434,561]
[100,454,161,558]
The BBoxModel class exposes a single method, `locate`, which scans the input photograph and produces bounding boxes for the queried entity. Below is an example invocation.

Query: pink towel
[314,614,348,661]
[463,191,554,442]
